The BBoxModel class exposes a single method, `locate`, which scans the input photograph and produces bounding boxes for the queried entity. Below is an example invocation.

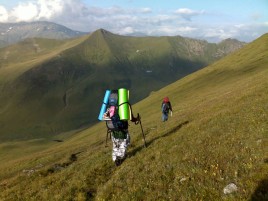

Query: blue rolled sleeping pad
[98,90,111,121]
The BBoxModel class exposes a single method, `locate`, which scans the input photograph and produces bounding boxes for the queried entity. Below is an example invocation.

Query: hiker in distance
[161,97,173,122]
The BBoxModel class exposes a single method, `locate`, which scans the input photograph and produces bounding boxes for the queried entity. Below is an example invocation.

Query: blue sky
[0,0,267,42]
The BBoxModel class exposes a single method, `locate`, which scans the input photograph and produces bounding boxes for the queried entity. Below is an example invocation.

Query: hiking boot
[115,158,122,166]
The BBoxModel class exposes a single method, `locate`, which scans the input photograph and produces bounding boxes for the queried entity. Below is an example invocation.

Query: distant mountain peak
[93,28,119,38]
[0,21,88,48]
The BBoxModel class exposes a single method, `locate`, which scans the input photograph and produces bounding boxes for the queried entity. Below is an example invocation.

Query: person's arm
[169,102,173,111]
[169,102,173,116]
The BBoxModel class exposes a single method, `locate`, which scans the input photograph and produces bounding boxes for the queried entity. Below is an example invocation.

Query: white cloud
[234,24,246,28]
[37,0,64,19]
[148,25,197,36]
[0,6,8,22]
[0,1,267,42]
[140,8,152,14]
[193,21,268,42]
[175,8,196,15]
[203,28,233,40]
[250,12,262,21]
[174,8,205,21]
[1,0,80,22]
[120,26,135,34]
[9,2,38,22]
[233,22,268,41]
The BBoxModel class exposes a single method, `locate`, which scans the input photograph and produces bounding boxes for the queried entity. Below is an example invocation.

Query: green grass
[0,34,267,200]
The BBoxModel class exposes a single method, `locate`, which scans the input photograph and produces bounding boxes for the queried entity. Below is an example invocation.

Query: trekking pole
[129,103,147,148]
[137,113,147,148]
[105,129,111,147]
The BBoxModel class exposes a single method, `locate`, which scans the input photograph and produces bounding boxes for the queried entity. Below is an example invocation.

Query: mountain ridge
[0,21,247,49]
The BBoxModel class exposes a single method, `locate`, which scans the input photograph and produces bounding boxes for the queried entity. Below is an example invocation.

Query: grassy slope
[0,36,89,82]
[0,34,267,200]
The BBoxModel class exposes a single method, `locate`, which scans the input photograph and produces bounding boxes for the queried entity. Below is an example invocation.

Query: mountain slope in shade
[0,29,246,141]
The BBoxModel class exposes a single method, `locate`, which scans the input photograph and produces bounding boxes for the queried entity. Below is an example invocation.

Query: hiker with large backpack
[161,97,173,122]
[98,88,146,166]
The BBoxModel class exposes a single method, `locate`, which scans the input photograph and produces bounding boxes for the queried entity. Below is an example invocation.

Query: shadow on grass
[40,151,83,176]
[250,177,268,201]
[53,139,64,142]
[129,120,189,158]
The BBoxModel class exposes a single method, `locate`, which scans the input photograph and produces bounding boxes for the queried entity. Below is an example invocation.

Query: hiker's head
[163,97,169,103]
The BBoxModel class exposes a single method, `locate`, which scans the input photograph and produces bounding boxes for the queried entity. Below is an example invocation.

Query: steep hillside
[0,36,90,81]
[0,34,267,200]
[0,29,245,141]
[0,21,88,48]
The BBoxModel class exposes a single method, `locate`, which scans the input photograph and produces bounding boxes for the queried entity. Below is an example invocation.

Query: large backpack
[162,97,170,113]
[162,102,170,113]
[106,90,128,131]
[101,89,146,147]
